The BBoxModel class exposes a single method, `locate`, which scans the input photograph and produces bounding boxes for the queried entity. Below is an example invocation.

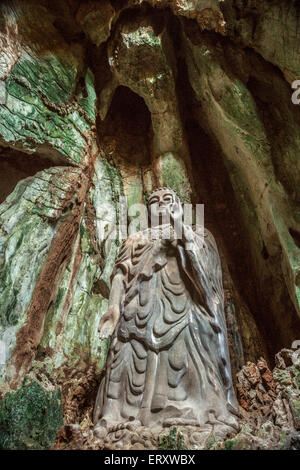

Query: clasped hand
[160,203,194,246]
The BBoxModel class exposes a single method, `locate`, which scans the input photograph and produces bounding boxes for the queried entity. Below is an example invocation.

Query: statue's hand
[182,225,195,244]
[168,203,183,233]
[167,204,195,247]
[98,306,120,339]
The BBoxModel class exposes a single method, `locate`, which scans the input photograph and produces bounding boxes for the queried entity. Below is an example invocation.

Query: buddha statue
[93,187,239,448]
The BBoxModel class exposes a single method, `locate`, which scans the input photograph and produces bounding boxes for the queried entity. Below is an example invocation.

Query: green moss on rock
[159,427,185,450]
[224,439,236,450]
[0,376,63,450]
[0,55,96,165]
[158,152,191,203]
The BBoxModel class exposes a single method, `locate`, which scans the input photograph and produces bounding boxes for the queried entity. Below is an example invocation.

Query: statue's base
[93,419,237,450]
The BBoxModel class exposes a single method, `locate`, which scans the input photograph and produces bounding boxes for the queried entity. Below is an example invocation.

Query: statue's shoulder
[193,224,218,250]
[193,224,214,239]
[115,230,150,266]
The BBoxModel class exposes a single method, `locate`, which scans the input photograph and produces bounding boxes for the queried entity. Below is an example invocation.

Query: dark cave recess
[0,146,62,204]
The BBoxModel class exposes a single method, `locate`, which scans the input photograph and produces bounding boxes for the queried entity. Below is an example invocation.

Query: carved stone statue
[93,188,239,449]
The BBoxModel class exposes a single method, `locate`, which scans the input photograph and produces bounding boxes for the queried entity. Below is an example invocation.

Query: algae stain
[0,376,63,450]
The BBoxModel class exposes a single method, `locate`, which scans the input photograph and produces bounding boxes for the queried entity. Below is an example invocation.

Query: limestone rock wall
[0,0,299,449]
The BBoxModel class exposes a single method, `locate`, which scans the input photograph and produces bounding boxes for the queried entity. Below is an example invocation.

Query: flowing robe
[94,225,239,430]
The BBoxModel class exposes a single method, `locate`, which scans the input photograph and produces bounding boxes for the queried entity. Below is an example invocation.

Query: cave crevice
[0,146,63,204]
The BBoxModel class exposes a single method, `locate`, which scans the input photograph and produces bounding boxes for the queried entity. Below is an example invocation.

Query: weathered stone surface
[52,347,300,450]
[0,0,300,450]
[231,0,300,83]
[0,4,21,81]
[0,1,96,165]
[222,348,300,450]
[130,0,226,34]
[76,1,115,47]
[0,376,63,450]
[94,189,239,449]
[0,166,88,390]
[182,23,300,353]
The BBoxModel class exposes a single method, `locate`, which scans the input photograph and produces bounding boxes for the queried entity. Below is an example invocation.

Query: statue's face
[148,189,181,226]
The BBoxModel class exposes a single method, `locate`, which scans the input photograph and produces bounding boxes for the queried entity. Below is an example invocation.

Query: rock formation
[0,0,299,450]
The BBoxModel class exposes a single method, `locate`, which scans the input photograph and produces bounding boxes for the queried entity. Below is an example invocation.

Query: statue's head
[147,187,182,227]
